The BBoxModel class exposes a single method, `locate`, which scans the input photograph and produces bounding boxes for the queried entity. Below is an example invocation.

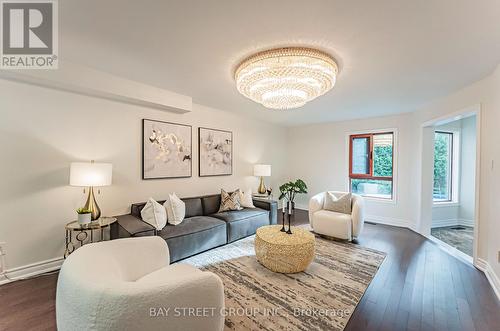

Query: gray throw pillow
[323,192,352,214]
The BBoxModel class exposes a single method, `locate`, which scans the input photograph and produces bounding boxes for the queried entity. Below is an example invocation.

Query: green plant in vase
[279,179,308,209]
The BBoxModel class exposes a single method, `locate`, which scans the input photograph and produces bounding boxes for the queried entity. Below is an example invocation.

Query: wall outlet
[0,242,6,274]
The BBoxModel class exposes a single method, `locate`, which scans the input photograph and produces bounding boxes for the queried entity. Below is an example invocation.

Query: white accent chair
[308,191,365,241]
[56,237,225,331]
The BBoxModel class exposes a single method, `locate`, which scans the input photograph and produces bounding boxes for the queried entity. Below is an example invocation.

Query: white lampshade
[253,164,271,177]
[70,162,112,187]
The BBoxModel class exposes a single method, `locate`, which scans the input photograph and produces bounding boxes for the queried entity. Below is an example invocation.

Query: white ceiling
[60,0,500,126]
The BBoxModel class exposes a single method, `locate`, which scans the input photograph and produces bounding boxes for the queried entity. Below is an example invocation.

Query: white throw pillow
[140,198,167,230]
[323,192,352,214]
[239,189,255,208]
[164,193,185,225]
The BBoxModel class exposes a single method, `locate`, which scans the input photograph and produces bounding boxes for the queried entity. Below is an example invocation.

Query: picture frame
[142,119,192,179]
[198,127,233,177]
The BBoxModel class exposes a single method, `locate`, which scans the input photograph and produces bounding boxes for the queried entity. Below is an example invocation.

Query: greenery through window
[349,132,394,199]
[433,131,453,202]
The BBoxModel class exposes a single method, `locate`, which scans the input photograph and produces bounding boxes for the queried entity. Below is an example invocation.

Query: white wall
[459,116,477,222]
[286,113,417,228]
[0,79,287,270]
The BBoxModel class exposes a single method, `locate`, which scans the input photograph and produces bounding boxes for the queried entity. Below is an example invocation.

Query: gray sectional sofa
[111,194,277,262]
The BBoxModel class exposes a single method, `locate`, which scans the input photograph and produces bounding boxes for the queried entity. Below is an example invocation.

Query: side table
[64,217,117,258]
[252,194,275,201]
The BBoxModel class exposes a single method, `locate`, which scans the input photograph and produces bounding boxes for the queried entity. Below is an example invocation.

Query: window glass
[373,134,393,177]
[351,137,370,175]
[433,132,452,201]
[351,179,393,199]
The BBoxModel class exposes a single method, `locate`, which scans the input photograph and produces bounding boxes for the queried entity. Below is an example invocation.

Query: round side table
[64,217,117,258]
[255,225,315,273]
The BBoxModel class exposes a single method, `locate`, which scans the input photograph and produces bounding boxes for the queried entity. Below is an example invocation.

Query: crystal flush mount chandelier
[235,47,338,110]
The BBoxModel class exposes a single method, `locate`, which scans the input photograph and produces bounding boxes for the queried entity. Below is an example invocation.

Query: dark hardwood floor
[0,269,57,330]
[1,210,498,331]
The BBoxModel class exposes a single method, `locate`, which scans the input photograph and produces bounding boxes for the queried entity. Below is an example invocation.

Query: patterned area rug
[182,226,386,331]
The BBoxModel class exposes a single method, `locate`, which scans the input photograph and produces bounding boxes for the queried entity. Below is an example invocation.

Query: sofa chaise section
[158,216,227,262]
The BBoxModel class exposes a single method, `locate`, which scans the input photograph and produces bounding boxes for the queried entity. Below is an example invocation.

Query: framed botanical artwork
[142,119,192,179]
[198,127,233,177]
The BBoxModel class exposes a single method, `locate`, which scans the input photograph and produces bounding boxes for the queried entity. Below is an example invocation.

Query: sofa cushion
[212,208,267,223]
[212,208,269,243]
[158,216,226,240]
[201,194,221,215]
[160,216,227,262]
[113,214,155,237]
[183,198,203,218]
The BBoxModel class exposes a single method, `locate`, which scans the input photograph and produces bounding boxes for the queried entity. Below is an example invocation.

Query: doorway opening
[419,106,480,264]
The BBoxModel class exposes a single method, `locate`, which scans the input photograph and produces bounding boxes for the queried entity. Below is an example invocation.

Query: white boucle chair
[308,191,365,241]
[56,236,225,331]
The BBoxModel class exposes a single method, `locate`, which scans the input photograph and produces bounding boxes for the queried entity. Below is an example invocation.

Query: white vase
[78,213,91,225]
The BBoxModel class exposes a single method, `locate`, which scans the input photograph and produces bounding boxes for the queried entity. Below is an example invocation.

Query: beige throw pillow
[219,189,243,212]
[323,192,352,214]
[239,189,255,208]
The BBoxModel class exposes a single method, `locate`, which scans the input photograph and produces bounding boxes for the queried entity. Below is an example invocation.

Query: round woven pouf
[255,225,315,273]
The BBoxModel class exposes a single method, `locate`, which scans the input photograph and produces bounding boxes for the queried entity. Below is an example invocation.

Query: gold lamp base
[258,177,267,194]
[84,186,101,221]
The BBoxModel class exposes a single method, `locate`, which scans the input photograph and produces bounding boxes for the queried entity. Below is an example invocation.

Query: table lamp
[70,161,112,220]
[254,164,271,194]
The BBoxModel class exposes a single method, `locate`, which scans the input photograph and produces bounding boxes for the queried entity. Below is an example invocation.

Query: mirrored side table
[64,217,117,258]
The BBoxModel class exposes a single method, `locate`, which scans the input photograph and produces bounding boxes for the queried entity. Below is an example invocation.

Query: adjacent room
[1,1,499,331]
[430,115,477,258]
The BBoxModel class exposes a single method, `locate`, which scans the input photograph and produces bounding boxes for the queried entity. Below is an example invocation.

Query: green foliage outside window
[434,132,451,200]
[373,145,393,177]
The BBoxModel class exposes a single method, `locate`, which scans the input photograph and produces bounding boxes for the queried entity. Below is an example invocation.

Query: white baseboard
[0,257,63,285]
[431,219,460,228]
[460,219,474,227]
[431,219,474,228]
[475,258,500,301]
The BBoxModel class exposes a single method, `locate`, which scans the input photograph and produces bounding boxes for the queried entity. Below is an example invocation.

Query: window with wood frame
[349,132,394,199]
